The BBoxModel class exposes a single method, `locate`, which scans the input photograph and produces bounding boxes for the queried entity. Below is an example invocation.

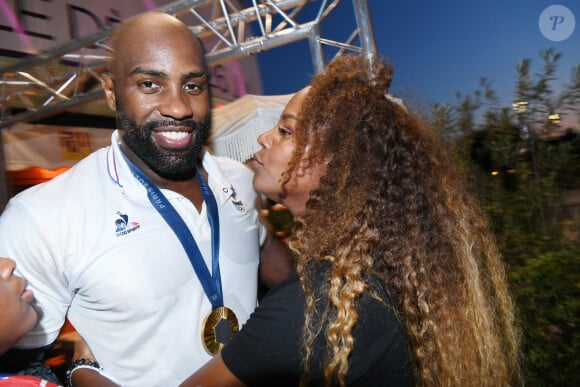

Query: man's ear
[100,73,117,112]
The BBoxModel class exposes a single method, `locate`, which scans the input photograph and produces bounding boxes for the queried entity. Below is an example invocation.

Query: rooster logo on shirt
[115,211,141,236]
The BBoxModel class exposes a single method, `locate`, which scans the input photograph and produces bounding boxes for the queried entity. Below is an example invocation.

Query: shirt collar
[108,130,235,207]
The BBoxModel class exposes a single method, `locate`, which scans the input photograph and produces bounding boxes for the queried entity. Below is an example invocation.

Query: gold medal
[201,306,239,355]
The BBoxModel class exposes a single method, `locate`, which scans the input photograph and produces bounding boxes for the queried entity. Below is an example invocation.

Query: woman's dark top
[221,264,414,386]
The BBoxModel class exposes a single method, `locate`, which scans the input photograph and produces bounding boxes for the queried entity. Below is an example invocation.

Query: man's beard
[117,112,211,180]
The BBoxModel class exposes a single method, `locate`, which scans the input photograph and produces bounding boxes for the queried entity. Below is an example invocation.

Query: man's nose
[158,88,194,120]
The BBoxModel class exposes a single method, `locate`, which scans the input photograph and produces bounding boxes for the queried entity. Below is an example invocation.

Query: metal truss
[0,0,377,129]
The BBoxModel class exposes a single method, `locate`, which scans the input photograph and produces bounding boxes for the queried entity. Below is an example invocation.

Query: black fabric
[0,346,61,385]
[221,266,414,386]
[0,346,50,373]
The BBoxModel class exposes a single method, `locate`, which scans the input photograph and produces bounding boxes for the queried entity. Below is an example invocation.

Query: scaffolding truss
[0,0,377,129]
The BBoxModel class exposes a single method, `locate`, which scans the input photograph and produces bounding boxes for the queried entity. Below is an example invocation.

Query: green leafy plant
[429,48,580,386]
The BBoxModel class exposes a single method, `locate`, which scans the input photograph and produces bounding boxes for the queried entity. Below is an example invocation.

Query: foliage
[266,48,580,385]
[428,48,580,386]
[509,247,580,386]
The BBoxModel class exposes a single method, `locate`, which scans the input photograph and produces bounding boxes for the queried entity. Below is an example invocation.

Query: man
[0,11,292,386]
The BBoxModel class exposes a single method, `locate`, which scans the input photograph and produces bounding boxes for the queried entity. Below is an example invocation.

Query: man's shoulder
[205,151,250,169]
[203,152,253,181]
[10,147,109,203]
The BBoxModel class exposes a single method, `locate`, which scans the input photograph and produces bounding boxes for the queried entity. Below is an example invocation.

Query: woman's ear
[295,159,310,177]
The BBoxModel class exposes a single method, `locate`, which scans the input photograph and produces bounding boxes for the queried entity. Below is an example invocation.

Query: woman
[0,257,37,356]
[0,258,60,386]
[183,55,521,386]
[73,54,522,386]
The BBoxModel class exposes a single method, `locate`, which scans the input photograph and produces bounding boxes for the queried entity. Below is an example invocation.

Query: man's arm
[258,216,295,289]
[70,368,119,387]
[179,353,245,387]
[67,333,119,387]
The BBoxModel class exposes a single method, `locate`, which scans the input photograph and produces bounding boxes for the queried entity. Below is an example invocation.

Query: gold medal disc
[201,306,239,355]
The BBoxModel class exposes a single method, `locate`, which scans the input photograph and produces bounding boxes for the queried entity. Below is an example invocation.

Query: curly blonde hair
[282,55,522,386]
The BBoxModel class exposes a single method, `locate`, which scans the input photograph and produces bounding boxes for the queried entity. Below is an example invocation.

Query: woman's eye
[278,126,292,136]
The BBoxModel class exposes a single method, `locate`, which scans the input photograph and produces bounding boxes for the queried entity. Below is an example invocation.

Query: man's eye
[138,80,160,93]
[184,83,203,95]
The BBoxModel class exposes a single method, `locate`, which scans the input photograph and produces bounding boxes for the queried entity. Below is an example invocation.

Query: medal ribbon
[121,151,223,309]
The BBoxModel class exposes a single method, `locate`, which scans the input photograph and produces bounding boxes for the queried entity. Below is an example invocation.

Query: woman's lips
[21,288,35,303]
[252,157,263,170]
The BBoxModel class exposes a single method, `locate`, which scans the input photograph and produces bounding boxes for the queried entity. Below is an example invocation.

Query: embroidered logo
[114,211,141,236]
[229,186,246,213]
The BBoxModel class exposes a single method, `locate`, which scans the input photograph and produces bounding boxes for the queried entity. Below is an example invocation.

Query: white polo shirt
[0,131,264,386]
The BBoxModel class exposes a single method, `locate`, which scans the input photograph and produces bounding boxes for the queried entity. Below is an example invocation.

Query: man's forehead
[112,38,204,76]
[126,66,207,83]
[109,14,202,67]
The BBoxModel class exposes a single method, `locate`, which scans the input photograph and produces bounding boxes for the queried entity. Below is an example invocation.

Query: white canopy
[210,93,294,163]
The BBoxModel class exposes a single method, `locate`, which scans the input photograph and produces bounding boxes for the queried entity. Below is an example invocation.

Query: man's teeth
[160,131,189,140]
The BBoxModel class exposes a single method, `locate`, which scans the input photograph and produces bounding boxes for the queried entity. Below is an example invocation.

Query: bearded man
[0,11,292,386]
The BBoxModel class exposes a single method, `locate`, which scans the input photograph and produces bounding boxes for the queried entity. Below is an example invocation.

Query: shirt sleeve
[0,197,71,348]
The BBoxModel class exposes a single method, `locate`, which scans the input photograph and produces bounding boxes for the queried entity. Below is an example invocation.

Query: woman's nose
[257,127,275,148]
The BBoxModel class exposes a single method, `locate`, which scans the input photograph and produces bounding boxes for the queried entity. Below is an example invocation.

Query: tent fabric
[2,124,114,171]
[209,93,294,163]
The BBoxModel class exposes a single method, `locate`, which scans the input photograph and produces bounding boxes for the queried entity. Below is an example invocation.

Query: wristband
[66,359,102,387]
